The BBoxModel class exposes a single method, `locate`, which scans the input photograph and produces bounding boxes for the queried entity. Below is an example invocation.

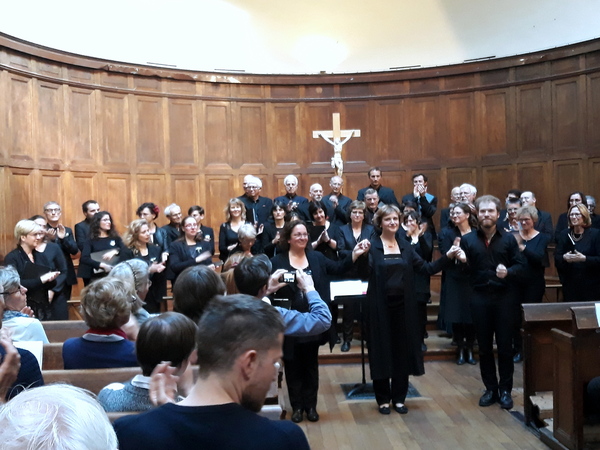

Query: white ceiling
[2,0,600,75]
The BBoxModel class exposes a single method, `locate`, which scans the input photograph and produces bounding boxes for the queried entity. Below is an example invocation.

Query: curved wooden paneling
[2,33,600,255]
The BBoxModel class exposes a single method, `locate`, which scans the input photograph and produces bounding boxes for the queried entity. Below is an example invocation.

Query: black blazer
[47,225,79,286]
[167,239,213,282]
[74,220,91,251]
[78,236,125,279]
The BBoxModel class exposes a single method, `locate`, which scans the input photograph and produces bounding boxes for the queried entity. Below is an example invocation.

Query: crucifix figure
[313,113,361,177]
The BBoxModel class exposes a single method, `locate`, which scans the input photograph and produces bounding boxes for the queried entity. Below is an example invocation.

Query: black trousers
[49,285,71,321]
[284,341,320,411]
[470,291,516,392]
[373,296,410,405]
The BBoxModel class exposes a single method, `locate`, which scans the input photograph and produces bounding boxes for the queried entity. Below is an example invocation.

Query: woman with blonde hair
[120,219,167,313]
[218,198,247,262]
[4,219,60,320]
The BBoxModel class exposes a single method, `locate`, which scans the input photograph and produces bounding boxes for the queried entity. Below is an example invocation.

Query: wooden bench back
[42,320,87,342]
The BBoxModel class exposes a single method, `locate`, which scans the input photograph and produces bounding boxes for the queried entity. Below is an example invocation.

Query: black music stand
[331,280,372,399]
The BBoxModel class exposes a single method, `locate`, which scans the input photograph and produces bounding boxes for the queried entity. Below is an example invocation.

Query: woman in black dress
[438,202,478,365]
[554,191,586,242]
[4,219,61,320]
[336,200,374,352]
[270,220,368,423]
[366,204,459,415]
[78,211,125,286]
[259,200,287,258]
[512,205,551,361]
[555,203,600,302]
[168,216,213,284]
[121,219,167,313]
[218,198,247,262]
[136,202,168,263]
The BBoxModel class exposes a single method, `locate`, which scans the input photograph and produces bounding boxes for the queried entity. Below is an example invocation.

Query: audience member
[114,295,310,450]
[0,384,117,450]
[172,265,226,324]
[0,266,49,343]
[63,277,137,369]
[111,260,153,332]
[98,312,197,412]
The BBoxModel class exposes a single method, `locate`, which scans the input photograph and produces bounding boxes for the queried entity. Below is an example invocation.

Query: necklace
[570,230,584,242]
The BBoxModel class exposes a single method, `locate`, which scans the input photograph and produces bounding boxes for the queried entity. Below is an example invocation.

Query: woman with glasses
[168,216,213,284]
[120,219,167,314]
[336,200,374,352]
[4,220,61,320]
[218,198,248,263]
[555,203,600,302]
[511,206,551,361]
[439,203,478,365]
[270,220,369,423]
[78,211,125,286]
[554,191,587,242]
[0,265,49,342]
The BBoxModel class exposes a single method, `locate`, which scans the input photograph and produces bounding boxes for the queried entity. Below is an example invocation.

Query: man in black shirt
[238,176,273,227]
[74,200,100,251]
[457,195,526,410]
[357,167,399,207]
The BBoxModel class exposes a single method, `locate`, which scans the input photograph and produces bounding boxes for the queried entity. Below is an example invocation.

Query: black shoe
[479,390,499,407]
[456,347,466,365]
[513,352,523,363]
[341,341,351,352]
[306,408,319,422]
[378,405,391,415]
[393,404,408,414]
[499,391,513,410]
[466,347,477,365]
[291,409,303,423]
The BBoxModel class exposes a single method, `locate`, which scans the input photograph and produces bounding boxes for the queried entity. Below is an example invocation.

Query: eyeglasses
[292,233,309,238]
[246,186,259,190]
[569,213,582,218]
[44,208,61,213]
[351,211,364,215]
[1,285,26,296]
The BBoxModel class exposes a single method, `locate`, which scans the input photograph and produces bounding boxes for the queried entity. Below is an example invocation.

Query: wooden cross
[312,113,361,177]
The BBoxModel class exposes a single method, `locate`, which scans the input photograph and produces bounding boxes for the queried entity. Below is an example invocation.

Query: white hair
[284,175,298,185]
[249,176,262,188]
[460,183,477,195]
[164,203,180,217]
[0,384,117,450]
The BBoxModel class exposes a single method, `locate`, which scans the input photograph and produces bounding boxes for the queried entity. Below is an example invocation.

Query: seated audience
[172,265,226,324]
[0,266,49,343]
[223,223,258,271]
[0,384,118,450]
[0,283,44,402]
[63,277,137,369]
[98,312,197,412]
[114,295,310,450]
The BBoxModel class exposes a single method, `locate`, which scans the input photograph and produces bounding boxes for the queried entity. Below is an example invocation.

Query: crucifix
[313,113,361,177]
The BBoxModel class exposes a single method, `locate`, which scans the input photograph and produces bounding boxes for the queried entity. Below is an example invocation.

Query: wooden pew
[42,320,87,342]
[550,306,600,450]
[43,367,142,395]
[43,342,64,370]
[522,301,596,426]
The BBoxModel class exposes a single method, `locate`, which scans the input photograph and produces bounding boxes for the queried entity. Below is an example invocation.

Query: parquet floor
[284,361,546,450]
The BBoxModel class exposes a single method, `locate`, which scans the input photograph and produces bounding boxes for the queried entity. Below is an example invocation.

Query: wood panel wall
[1,34,600,256]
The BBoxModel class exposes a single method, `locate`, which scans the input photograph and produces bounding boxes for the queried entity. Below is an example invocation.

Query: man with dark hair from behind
[114,295,310,450]
[172,265,226,324]
[234,255,331,336]
[98,312,197,412]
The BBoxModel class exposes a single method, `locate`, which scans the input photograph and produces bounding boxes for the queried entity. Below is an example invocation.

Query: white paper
[330,280,368,301]
[595,302,600,327]
[14,340,44,369]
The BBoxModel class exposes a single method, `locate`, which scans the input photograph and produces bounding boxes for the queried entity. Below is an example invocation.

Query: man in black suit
[161,203,183,247]
[401,173,438,239]
[364,189,382,225]
[299,183,334,223]
[74,199,100,251]
[439,186,461,231]
[43,201,79,319]
[237,176,273,227]
[274,175,308,213]
[357,167,399,207]
[519,191,553,237]
[323,175,352,227]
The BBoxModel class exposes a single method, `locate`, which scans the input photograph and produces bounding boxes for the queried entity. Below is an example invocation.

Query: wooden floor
[285,361,547,450]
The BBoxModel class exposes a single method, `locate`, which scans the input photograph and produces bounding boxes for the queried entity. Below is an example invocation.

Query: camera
[279,272,296,283]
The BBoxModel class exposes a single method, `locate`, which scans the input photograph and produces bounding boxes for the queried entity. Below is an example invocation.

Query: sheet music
[595,302,600,326]
[330,280,368,301]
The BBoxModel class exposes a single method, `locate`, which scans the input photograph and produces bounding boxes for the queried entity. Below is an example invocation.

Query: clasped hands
[445,237,466,262]
[563,250,586,263]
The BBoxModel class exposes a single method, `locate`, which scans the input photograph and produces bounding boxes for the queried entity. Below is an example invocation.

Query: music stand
[331,280,370,398]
